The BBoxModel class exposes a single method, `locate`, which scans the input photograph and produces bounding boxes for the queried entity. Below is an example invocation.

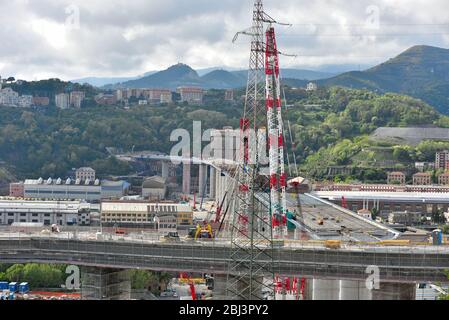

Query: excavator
[188,223,213,240]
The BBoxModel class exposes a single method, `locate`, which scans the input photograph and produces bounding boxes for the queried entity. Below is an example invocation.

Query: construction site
[0,0,449,301]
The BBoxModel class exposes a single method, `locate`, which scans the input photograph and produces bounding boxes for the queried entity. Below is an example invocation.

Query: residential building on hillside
[436,151,449,170]
[306,82,318,91]
[0,87,19,106]
[75,167,96,181]
[160,91,173,104]
[95,93,117,105]
[177,87,203,104]
[55,93,70,109]
[438,172,449,185]
[143,89,172,104]
[413,173,432,186]
[387,172,406,185]
[225,89,234,101]
[32,96,50,106]
[70,91,85,109]
[415,162,435,172]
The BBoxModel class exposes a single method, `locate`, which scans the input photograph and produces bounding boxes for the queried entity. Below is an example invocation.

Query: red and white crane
[265,25,288,239]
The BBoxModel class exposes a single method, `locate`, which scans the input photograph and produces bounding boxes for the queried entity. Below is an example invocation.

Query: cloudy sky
[1,0,449,80]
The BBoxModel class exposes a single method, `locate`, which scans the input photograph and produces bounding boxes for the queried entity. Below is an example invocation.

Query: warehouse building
[142,176,167,200]
[22,178,129,202]
[0,199,91,226]
[100,201,193,228]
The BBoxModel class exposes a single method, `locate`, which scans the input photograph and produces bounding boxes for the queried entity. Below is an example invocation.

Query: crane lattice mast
[226,0,292,300]
[226,0,276,300]
[265,25,288,239]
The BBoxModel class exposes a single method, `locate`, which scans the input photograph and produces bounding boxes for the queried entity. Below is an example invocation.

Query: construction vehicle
[187,224,213,240]
[115,229,126,236]
[179,273,198,301]
[325,240,342,249]
[163,232,181,242]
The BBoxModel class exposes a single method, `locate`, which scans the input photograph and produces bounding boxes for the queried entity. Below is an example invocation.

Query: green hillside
[0,85,446,183]
[321,45,449,114]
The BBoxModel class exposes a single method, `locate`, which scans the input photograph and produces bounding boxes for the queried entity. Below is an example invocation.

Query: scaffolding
[81,267,131,300]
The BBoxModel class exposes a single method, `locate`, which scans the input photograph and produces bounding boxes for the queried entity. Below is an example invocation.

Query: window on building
[44,220,51,226]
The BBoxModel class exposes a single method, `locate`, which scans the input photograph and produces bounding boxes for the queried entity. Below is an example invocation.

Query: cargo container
[9,282,18,292]
[0,281,8,290]
[19,282,29,294]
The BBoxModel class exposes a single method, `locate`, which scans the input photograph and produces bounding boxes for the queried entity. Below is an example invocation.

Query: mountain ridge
[319,45,449,114]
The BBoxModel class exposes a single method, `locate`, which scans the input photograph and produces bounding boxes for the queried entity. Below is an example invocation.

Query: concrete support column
[199,164,207,199]
[217,170,224,203]
[312,279,340,300]
[81,267,131,300]
[210,167,216,199]
[161,161,169,179]
[183,163,191,195]
[372,283,416,300]
[339,280,372,300]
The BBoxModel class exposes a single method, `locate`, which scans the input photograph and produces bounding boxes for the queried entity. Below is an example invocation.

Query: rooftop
[23,178,127,187]
[101,201,191,213]
[314,190,449,203]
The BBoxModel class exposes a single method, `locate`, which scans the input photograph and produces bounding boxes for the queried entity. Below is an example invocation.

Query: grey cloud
[1,0,449,80]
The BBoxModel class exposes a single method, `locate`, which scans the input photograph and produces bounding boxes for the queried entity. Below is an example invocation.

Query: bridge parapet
[0,237,449,283]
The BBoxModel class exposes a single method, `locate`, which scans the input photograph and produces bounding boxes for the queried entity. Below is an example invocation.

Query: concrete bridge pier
[199,164,207,199]
[210,167,216,199]
[81,267,131,300]
[310,279,340,300]
[372,283,416,300]
[182,163,191,195]
[339,280,372,300]
[161,161,169,179]
[305,279,416,300]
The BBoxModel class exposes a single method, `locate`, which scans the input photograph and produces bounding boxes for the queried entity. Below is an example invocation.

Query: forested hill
[319,45,449,115]
[0,86,447,181]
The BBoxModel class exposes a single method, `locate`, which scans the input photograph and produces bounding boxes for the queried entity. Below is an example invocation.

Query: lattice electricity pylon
[226,0,289,301]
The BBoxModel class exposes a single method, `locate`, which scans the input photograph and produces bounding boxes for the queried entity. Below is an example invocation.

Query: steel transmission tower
[226,0,288,300]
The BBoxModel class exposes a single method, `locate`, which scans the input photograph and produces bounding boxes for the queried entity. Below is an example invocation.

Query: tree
[432,208,447,225]
[440,271,449,300]
[5,264,24,282]
[371,207,379,221]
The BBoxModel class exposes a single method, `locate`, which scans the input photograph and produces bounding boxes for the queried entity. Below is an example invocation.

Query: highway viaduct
[1,237,449,298]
